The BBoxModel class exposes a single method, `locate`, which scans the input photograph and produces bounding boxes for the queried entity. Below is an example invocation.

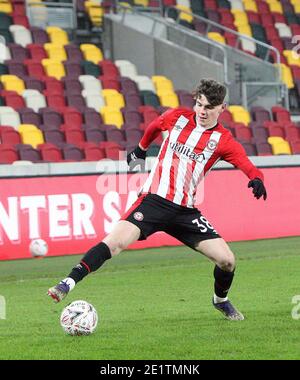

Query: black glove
[127,145,147,170]
[248,178,267,200]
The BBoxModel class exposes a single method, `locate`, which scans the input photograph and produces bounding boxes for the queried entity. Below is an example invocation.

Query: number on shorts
[192,216,217,233]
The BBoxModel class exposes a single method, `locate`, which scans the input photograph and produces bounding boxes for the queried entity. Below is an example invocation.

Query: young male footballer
[48,79,267,320]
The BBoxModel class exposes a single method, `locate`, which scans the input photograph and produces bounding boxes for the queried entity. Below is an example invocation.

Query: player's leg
[47,220,141,302]
[195,238,244,320]
[165,210,244,320]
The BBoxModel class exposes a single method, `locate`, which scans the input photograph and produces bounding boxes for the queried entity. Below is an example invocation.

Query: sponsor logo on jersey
[133,212,144,221]
[169,141,205,163]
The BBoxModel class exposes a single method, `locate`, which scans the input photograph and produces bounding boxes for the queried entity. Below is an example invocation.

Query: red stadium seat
[39,144,64,162]
[0,144,19,163]
[84,146,106,161]
[290,140,300,154]
[0,127,21,144]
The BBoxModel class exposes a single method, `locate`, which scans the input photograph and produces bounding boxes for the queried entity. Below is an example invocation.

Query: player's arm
[127,109,173,166]
[221,134,267,200]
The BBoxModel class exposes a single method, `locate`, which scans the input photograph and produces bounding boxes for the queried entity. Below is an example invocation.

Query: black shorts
[122,193,221,250]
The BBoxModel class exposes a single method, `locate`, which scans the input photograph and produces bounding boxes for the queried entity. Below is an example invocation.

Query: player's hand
[248,178,267,200]
[127,145,147,171]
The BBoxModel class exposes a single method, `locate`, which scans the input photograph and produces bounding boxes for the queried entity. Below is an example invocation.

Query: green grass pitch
[0,236,299,360]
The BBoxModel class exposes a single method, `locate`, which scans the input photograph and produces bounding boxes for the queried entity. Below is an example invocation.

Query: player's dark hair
[193,79,226,106]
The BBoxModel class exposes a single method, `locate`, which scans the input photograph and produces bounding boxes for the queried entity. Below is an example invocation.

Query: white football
[60,300,98,336]
[29,239,48,257]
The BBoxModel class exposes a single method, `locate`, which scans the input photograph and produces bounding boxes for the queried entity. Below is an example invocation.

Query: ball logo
[133,212,144,221]
[206,139,218,151]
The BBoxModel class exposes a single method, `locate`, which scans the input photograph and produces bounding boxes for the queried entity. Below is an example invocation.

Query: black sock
[213,265,235,299]
[68,242,112,283]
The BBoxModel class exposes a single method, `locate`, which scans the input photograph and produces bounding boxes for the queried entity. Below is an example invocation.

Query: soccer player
[48,79,267,321]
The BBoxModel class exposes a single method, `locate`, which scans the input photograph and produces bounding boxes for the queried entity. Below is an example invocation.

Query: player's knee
[218,254,235,272]
[104,240,127,256]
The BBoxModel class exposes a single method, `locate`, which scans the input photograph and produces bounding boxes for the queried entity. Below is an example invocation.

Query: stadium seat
[42,59,66,80]
[228,105,251,125]
[268,136,292,155]
[115,60,138,80]
[39,144,64,162]
[135,76,156,92]
[80,43,103,64]
[44,129,66,145]
[101,106,124,128]
[0,144,19,163]
[44,43,67,61]
[85,128,106,144]
[17,145,42,162]
[256,141,273,156]
[83,145,106,161]
[0,127,21,144]
[65,129,85,145]
[0,106,21,129]
[9,25,32,47]
[63,145,84,161]
[23,89,47,112]
[102,89,125,109]
[290,140,300,154]
[1,74,25,94]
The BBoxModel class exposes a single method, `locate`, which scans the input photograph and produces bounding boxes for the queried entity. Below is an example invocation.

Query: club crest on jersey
[206,139,218,152]
[133,212,144,221]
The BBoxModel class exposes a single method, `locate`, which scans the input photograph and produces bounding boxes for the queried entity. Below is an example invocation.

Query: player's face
[194,95,225,128]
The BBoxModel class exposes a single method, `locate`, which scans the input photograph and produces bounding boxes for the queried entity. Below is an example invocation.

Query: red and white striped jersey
[139,107,264,208]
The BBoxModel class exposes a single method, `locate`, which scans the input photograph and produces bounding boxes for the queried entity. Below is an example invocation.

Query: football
[60,300,98,336]
[29,239,48,257]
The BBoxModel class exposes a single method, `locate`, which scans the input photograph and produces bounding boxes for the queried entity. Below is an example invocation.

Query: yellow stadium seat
[236,25,252,37]
[242,0,258,12]
[119,2,132,8]
[0,74,25,95]
[102,89,125,109]
[152,75,170,83]
[47,28,69,45]
[156,88,176,97]
[51,33,69,46]
[85,1,104,26]
[275,63,294,89]
[83,49,103,64]
[176,5,193,23]
[268,137,291,155]
[269,2,283,14]
[20,129,44,149]
[207,32,226,45]
[44,43,67,61]
[88,7,104,26]
[159,92,179,108]
[42,59,66,80]
[18,124,39,133]
[101,107,124,129]
[228,105,251,125]
[0,2,13,13]
[152,76,174,93]
[294,4,300,13]
[133,0,149,6]
[232,10,248,27]
[80,44,103,63]
[283,50,300,67]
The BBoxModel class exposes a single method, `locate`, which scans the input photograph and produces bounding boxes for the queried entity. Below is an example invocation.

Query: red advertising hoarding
[0,167,299,260]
